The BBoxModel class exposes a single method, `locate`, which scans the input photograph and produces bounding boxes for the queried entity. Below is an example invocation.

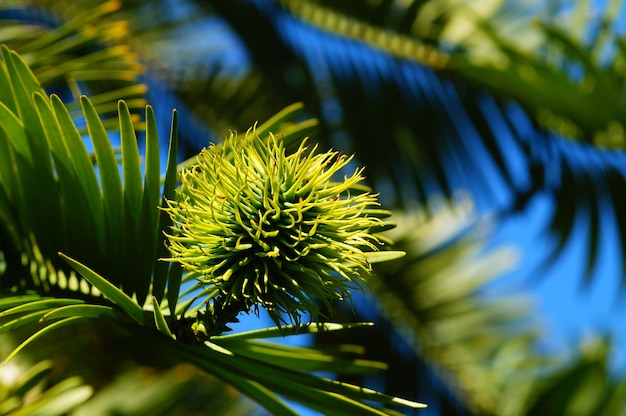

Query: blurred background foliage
[2,0,626,414]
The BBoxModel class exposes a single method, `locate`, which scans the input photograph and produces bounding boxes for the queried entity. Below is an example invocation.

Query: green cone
[164,129,392,327]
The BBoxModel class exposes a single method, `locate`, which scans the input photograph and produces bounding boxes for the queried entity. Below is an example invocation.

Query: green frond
[525,336,626,415]
[0,46,166,302]
[370,202,544,414]
[0,326,257,415]
[69,363,256,416]
[1,0,147,119]
[278,0,449,68]
[275,0,626,148]
[1,257,426,414]
[0,360,92,415]
[433,0,626,147]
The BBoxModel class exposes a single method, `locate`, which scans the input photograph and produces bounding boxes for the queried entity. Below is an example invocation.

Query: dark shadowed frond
[272,0,626,144]
[364,204,544,414]
[525,336,626,415]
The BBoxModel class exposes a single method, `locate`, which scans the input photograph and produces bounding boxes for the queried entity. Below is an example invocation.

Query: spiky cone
[163,129,396,329]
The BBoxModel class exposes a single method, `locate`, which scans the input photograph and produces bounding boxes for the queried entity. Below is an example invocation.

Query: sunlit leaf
[59,253,145,325]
